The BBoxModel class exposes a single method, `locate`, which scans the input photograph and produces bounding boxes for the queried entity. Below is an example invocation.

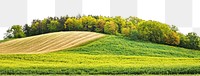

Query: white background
[137,0,165,23]
[82,0,110,16]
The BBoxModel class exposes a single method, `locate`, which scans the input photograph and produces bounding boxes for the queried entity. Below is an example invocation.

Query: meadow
[0,53,200,75]
[0,35,200,75]
[60,35,200,58]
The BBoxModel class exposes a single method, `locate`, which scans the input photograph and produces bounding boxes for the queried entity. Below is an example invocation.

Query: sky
[0,0,200,40]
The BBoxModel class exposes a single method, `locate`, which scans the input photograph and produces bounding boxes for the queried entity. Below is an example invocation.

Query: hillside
[0,31,105,54]
[0,32,200,74]
[58,35,200,58]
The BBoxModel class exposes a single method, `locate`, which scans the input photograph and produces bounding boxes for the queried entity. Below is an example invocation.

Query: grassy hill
[59,35,200,58]
[0,31,105,54]
[0,31,200,75]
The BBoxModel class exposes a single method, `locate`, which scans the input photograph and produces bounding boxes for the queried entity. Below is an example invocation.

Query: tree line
[4,15,200,50]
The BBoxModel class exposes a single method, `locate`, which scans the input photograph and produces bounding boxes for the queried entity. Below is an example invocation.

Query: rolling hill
[0,31,200,75]
[59,35,200,58]
[0,31,105,54]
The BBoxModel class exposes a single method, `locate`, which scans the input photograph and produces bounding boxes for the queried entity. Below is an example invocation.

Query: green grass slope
[0,33,200,75]
[59,35,200,58]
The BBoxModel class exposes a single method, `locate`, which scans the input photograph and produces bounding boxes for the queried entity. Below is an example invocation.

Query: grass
[0,53,200,75]
[0,32,200,75]
[58,35,200,58]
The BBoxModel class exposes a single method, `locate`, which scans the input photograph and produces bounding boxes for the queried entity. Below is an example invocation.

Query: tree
[178,33,189,48]
[30,21,40,35]
[164,31,180,45]
[65,18,83,31]
[41,19,48,33]
[113,16,126,33]
[80,16,96,31]
[47,20,60,32]
[58,16,68,31]
[121,21,135,36]
[65,18,73,31]
[23,24,31,36]
[4,25,25,39]
[186,32,200,50]
[95,19,106,33]
[104,21,118,35]
[136,20,180,45]
[75,19,83,31]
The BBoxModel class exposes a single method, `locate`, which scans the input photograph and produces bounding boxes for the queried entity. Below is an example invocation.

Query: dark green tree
[186,32,200,50]
[23,24,31,36]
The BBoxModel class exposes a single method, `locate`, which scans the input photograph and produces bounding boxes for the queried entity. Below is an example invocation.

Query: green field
[0,35,200,75]
[60,36,200,58]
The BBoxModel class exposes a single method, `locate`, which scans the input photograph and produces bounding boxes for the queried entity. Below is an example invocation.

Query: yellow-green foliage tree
[164,31,180,45]
[113,16,126,33]
[80,16,96,31]
[64,18,73,31]
[47,20,60,32]
[121,21,135,36]
[30,21,40,35]
[75,19,83,31]
[121,28,130,36]
[65,18,83,31]
[136,20,180,45]
[104,21,118,35]
[41,19,48,33]
[95,19,106,33]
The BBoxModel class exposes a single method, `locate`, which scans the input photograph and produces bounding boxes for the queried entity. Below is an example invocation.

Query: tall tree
[23,24,31,36]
